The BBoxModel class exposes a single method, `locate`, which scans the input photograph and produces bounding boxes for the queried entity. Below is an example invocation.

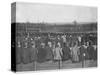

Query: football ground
[16,60,97,71]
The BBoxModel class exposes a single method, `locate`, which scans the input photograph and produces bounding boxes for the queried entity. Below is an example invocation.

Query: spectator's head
[31,41,35,48]
[24,42,28,48]
[57,42,61,47]
[48,41,52,47]
[41,42,45,48]
[89,41,92,46]
[55,42,60,48]
[17,41,21,47]
[63,43,66,47]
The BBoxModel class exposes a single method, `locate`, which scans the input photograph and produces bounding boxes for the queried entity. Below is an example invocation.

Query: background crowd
[15,32,97,66]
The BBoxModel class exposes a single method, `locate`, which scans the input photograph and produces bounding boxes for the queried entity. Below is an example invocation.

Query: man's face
[32,44,35,48]
[41,43,45,47]
[18,42,21,47]
[87,42,89,46]
[49,44,52,47]
[25,42,28,47]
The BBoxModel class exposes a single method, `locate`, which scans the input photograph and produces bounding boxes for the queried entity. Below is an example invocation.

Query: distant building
[14,22,97,34]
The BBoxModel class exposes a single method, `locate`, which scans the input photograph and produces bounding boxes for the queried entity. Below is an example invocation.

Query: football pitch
[16,60,97,71]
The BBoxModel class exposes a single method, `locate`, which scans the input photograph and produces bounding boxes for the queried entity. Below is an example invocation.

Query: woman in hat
[54,42,63,69]
[71,42,79,62]
[16,41,22,64]
[46,41,53,62]
[30,41,38,70]
[37,43,47,63]
[22,38,30,64]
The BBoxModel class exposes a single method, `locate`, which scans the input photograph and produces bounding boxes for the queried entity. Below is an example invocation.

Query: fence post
[82,53,85,68]
[34,61,36,71]
[58,60,60,69]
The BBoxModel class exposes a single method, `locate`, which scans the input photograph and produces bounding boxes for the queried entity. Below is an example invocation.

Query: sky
[12,2,97,23]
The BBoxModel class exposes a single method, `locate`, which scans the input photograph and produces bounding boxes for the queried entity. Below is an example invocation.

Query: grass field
[16,60,97,72]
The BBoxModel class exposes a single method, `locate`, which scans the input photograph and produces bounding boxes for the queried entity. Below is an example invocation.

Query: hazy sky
[12,2,97,23]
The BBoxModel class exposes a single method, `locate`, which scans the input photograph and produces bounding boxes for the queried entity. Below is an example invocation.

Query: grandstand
[14,22,97,33]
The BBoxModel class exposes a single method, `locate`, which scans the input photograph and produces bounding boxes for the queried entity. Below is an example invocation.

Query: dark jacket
[62,46,70,61]
[37,47,47,63]
[87,45,94,59]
